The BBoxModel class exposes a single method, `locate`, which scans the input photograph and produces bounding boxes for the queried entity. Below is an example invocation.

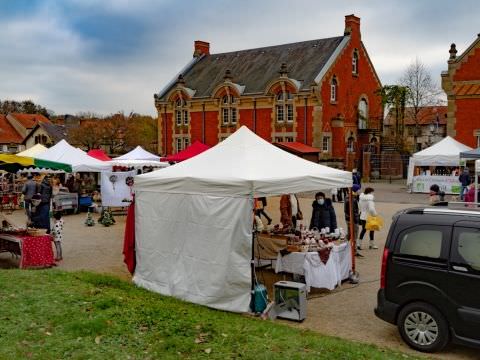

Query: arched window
[358,99,368,129]
[330,76,338,103]
[276,91,294,123]
[221,95,237,125]
[352,50,359,75]
[347,136,355,153]
[175,98,188,126]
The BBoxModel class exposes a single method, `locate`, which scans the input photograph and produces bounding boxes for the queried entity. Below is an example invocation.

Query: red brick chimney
[194,40,210,57]
[344,14,361,38]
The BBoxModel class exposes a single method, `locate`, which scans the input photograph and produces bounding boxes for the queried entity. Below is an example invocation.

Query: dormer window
[221,94,237,125]
[330,76,338,103]
[175,98,188,126]
[352,50,359,75]
[276,91,294,123]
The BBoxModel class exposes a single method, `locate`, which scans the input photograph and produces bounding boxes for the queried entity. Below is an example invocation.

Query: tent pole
[250,198,256,312]
[349,188,355,272]
[475,166,478,205]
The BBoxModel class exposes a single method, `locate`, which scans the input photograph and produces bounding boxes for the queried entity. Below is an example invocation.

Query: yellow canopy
[17,144,48,157]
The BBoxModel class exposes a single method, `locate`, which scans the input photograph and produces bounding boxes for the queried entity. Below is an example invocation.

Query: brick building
[154,14,383,169]
[384,106,447,151]
[442,34,480,148]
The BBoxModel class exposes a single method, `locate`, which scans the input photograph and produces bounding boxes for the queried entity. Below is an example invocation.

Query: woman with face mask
[309,192,337,231]
[358,187,377,249]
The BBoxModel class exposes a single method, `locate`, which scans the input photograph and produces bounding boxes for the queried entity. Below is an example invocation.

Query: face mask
[317,199,325,205]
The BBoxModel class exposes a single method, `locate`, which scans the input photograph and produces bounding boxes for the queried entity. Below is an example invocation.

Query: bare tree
[399,58,443,151]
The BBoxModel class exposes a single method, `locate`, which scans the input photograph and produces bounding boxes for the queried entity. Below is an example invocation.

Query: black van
[375,207,480,352]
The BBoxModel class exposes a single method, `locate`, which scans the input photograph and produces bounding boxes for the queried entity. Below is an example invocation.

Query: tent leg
[349,188,359,284]
[475,172,478,205]
[250,231,256,312]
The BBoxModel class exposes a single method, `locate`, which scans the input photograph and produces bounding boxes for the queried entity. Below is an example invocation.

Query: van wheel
[397,302,449,353]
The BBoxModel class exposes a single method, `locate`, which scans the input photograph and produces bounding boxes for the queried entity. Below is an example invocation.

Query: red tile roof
[9,113,50,129]
[385,106,447,126]
[275,141,320,154]
[0,115,23,144]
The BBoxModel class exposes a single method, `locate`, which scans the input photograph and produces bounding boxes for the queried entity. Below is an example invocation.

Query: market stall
[87,149,112,161]
[110,146,167,171]
[161,141,210,162]
[407,136,472,194]
[17,144,47,157]
[131,126,352,313]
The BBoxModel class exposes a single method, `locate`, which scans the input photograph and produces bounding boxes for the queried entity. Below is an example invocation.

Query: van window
[398,228,444,259]
[452,228,480,273]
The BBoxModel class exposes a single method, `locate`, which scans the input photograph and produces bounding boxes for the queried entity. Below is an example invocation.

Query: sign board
[412,175,461,195]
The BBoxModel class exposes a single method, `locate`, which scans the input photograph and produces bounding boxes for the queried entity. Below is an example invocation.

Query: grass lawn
[0,270,415,359]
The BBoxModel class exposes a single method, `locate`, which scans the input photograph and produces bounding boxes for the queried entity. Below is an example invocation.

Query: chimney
[194,40,210,57]
[344,14,360,38]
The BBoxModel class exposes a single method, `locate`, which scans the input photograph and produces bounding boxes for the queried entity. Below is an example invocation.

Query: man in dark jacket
[344,184,362,257]
[37,176,53,233]
[22,174,38,220]
[459,168,471,201]
[309,192,337,231]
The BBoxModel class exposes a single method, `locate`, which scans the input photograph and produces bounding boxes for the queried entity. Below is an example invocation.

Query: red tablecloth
[19,235,55,269]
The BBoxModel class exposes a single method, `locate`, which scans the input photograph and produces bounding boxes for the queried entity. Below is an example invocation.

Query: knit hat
[352,184,361,193]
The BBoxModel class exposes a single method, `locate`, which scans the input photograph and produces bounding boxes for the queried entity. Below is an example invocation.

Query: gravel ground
[0,183,477,359]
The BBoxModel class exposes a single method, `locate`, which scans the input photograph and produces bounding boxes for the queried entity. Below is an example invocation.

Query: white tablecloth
[275,242,352,291]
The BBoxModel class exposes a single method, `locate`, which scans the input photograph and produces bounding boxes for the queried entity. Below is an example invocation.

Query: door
[448,225,480,340]
[388,225,450,309]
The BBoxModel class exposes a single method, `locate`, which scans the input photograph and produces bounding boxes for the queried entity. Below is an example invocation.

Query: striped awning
[0,154,72,173]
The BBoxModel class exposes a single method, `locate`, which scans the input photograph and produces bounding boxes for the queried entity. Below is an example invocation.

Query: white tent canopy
[109,159,168,169]
[407,136,472,185]
[411,136,472,166]
[36,140,110,172]
[17,144,47,157]
[133,126,352,313]
[114,146,160,161]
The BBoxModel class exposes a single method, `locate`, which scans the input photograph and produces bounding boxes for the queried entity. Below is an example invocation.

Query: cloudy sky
[0,0,478,116]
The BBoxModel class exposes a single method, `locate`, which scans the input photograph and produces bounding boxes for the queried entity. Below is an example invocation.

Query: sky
[0,0,478,116]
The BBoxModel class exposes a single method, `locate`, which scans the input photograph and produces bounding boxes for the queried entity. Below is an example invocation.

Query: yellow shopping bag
[365,215,384,231]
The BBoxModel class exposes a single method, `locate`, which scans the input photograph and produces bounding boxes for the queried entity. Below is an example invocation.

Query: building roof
[274,141,320,154]
[158,36,346,100]
[0,115,23,144]
[9,113,50,129]
[22,122,67,145]
[385,106,448,126]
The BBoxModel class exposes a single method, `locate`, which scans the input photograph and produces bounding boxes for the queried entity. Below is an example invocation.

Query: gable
[159,36,346,101]
[0,115,23,144]
[453,38,480,82]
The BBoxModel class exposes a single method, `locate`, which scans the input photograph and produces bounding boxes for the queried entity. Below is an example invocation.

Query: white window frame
[322,136,330,153]
[221,94,237,126]
[175,99,187,127]
[176,138,183,153]
[347,137,355,153]
[276,91,294,123]
[358,98,368,130]
[477,135,480,148]
[352,51,358,75]
[184,137,190,149]
[183,110,189,126]
[330,77,337,103]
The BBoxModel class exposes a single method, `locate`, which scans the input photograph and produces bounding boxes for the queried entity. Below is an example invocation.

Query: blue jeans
[461,185,467,200]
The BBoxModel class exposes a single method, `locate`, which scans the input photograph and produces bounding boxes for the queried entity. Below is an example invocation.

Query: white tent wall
[133,191,253,313]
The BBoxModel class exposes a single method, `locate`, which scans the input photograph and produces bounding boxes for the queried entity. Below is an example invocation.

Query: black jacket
[309,199,337,231]
[459,173,471,186]
[344,196,360,224]
[39,180,52,204]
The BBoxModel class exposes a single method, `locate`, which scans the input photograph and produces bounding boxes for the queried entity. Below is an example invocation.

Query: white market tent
[133,126,352,313]
[111,146,166,168]
[407,136,472,184]
[17,144,48,157]
[37,140,110,172]
[114,146,160,161]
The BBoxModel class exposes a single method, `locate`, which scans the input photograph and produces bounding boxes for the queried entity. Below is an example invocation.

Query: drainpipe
[202,103,206,143]
[163,105,167,155]
[304,96,308,144]
[253,99,257,134]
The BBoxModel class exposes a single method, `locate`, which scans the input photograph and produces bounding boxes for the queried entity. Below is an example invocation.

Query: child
[52,212,64,261]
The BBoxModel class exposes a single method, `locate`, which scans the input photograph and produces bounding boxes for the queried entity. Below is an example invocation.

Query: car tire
[397,302,449,353]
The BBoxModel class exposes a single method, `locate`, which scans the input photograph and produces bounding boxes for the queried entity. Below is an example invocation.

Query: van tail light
[380,247,390,289]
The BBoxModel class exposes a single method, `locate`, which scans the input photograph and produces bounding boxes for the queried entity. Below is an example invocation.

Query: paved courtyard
[0,182,477,359]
